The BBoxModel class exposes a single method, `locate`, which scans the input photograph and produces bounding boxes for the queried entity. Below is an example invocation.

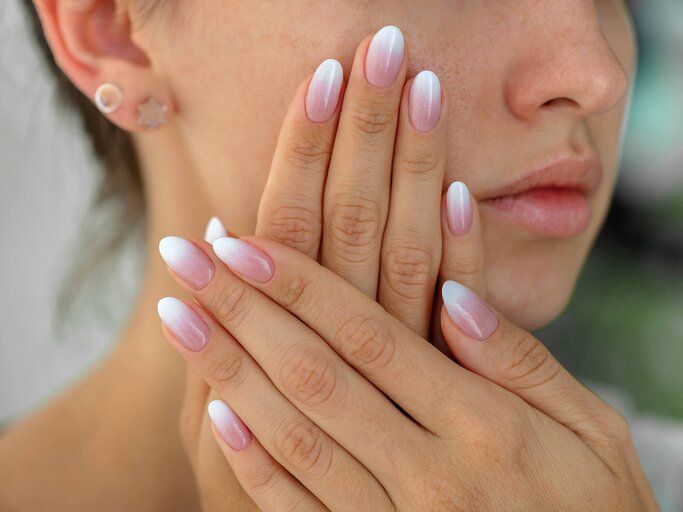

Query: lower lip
[482,187,592,238]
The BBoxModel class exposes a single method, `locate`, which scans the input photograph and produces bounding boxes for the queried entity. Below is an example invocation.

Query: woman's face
[136,0,637,331]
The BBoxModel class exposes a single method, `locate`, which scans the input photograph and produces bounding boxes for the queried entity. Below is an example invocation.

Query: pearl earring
[94,83,123,114]
[137,97,168,130]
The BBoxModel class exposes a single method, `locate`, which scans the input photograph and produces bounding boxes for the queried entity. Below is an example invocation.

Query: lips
[480,154,604,238]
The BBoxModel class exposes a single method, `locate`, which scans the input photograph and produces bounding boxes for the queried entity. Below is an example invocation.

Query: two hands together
[157,26,657,511]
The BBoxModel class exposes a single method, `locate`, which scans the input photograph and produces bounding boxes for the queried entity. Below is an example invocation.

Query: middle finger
[322,25,408,298]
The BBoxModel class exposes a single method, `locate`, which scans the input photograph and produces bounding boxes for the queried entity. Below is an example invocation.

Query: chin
[482,236,591,332]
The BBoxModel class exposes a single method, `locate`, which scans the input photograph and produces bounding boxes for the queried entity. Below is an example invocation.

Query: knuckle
[497,331,560,389]
[263,205,321,253]
[598,407,633,448]
[326,193,382,254]
[279,348,341,408]
[213,283,250,327]
[275,417,333,479]
[381,241,436,300]
[335,314,400,376]
[347,100,394,138]
[242,458,281,493]
[282,132,332,169]
[207,350,248,389]
[278,273,314,311]
[396,149,442,178]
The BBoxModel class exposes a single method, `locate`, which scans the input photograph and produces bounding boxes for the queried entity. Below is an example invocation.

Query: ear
[33,0,174,131]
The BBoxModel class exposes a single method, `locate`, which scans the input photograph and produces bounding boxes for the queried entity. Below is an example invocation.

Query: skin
[0,0,642,510]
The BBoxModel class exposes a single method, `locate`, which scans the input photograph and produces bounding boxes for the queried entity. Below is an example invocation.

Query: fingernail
[208,399,252,451]
[157,297,210,352]
[365,25,405,88]
[410,70,441,132]
[212,237,274,283]
[441,281,499,341]
[305,58,344,123]
[446,182,473,236]
[159,236,215,290]
[204,217,227,244]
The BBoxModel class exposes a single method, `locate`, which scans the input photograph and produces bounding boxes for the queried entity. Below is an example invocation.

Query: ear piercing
[137,97,168,130]
[94,83,124,114]
[94,82,169,130]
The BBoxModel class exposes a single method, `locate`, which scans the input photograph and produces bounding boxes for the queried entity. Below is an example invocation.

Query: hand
[172,26,482,510]
[158,230,659,511]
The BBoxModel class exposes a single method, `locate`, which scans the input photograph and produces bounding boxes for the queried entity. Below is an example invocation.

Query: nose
[504,4,629,123]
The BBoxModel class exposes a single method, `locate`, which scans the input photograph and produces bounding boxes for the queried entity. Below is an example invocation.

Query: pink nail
[212,237,274,283]
[157,297,210,352]
[409,70,441,132]
[159,236,214,290]
[365,25,405,88]
[446,182,473,236]
[208,400,252,451]
[305,59,344,123]
[441,281,499,341]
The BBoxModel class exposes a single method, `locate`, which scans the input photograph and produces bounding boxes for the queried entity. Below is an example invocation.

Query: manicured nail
[446,181,473,236]
[157,297,210,352]
[212,237,274,283]
[365,25,405,88]
[305,59,344,123]
[159,236,214,290]
[204,217,227,244]
[208,399,252,451]
[441,281,499,341]
[410,70,441,132]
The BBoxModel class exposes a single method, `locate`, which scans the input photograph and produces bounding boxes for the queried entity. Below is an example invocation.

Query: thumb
[439,280,628,459]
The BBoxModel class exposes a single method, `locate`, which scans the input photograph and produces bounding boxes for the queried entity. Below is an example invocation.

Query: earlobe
[32,0,173,131]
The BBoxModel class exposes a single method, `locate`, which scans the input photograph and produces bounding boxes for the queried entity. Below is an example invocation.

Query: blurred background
[1,0,682,509]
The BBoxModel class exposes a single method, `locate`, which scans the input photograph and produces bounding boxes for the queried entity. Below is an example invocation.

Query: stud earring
[94,83,124,114]
[137,97,168,130]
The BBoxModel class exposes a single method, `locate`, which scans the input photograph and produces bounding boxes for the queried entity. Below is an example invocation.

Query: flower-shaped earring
[137,97,168,130]
[94,82,169,130]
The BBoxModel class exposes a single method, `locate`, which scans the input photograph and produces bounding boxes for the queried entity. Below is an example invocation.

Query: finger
[256,59,345,259]
[207,400,329,512]
[157,296,393,511]
[160,236,430,482]
[322,26,408,297]
[378,71,447,339]
[429,181,486,359]
[439,281,625,457]
[207,234,488,438]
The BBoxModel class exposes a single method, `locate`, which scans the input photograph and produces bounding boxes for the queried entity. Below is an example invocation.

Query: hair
[20,0,146,330]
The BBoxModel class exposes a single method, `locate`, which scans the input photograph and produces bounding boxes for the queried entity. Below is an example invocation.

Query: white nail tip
[159,236,192,265]
[204,216,227,244]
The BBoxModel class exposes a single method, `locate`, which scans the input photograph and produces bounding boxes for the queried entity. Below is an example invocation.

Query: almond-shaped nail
[204,217,227,244]
[212,237,274,283]
[446,182,473,236]
[365,25,405,88]
[157,297,210,352]
[441,281,499,341]
[305,58,344,123]
[410,70,441,132]
[208,399,252,451]
[159,236,214,289]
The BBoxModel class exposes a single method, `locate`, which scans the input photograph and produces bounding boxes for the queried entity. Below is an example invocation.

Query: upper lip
[481,151,604,200]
